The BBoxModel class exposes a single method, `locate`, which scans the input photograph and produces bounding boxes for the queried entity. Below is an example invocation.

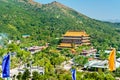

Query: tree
[0,78,3,80]
[7,43,20,52]
[104,73,115,80]
[22,69,31,80]
[16,72,22,80]
[114,67,120,77]
[74,56,88,66]
[32,71,41,80]
[99,50,108,60]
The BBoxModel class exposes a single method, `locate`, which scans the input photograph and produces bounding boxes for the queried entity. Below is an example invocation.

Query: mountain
[0,0,120,49]
[102,19,120,23]
[109,19,120,23]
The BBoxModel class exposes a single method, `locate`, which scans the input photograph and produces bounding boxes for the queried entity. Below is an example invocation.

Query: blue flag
[2,54,10,78]
[71,69,76,80]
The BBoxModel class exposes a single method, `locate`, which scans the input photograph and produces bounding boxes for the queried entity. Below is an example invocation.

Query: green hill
[0,0,120,49]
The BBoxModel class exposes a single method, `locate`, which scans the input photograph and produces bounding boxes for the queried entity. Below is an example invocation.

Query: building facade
[81,47,97,57]
[58,31,90,48]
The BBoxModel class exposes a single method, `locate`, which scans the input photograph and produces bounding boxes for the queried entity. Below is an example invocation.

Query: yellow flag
[108,48,116,71]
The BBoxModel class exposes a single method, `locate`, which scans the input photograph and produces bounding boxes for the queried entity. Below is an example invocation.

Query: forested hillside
[0,0,120,49]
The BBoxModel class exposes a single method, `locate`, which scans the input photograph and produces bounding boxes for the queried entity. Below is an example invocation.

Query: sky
[34,0,120,22]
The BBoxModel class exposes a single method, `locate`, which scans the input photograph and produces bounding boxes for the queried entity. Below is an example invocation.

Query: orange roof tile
[63,31,89,37]
[58,43,72,47]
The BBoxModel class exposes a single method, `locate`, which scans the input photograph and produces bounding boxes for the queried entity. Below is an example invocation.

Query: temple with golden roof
[58,31,91,48]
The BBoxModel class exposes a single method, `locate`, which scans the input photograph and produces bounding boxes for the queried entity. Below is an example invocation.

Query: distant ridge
[105,19,120,23]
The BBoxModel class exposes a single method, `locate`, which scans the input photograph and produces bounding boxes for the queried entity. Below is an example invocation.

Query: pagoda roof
[58,43,72,47]
[63,31,89,37]
[61,37,81,39]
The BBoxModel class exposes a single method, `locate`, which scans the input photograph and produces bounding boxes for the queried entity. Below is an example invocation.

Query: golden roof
[58,43,72,47]
[63,31,89,37]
